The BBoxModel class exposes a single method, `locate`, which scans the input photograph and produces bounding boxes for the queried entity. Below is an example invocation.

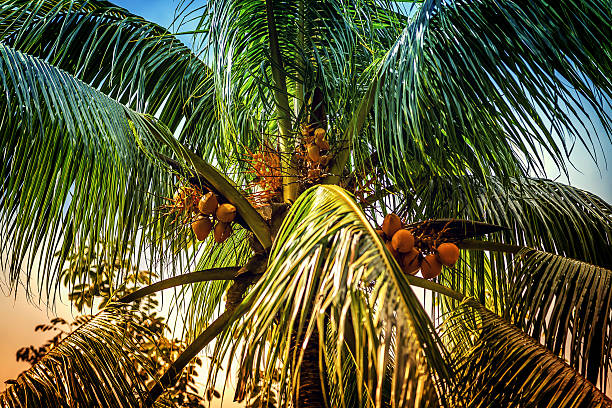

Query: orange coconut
[216,203,236,223]
[436,243,460,266]
[192,216,213,241]
[402,248,421,275]
[382,213,402,237]
[198,192,218,215]
[421,254,442,279]
[391,229,415,253]
[307,144,321,162]
[214,222,232,243]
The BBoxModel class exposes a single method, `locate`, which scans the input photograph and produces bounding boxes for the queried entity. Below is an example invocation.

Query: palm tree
[1,0,612,406]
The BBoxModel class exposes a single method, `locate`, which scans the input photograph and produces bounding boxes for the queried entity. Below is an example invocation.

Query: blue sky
[113,0,179,29]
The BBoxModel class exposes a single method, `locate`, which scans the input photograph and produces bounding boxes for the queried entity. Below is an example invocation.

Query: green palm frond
[441,300,612,408]
[395,172,612,390]
[0,0,216,156]
[371,0,612,188]
[394,175,612,313]
[0,305,153,407]
[198,0,404,163]
[212,185,450,407]
[507,249,612,390]
[180,228,253,342]
[0,42,174,294]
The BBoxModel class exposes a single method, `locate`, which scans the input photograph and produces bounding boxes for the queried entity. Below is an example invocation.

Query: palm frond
[395,173,612,389]
[371,0,612,188]
[179,228,253,343]
[212,185,451,407]
[0,42,175,295]
[394,175,612,314]
[0,0,216,154]
[441,300,612,408]
[0,305,153,407]
[196,0,405,164]
[507,249,612,390]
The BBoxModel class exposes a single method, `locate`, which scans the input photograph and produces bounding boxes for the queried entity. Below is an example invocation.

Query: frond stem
[265,0,298,202]
[144,254,267,405]
[324,76,380,185]
[458,239,523,254]
[405,275,467,303]
[145,308,241,406]
[118,267,241,303]
[294,0,305,118]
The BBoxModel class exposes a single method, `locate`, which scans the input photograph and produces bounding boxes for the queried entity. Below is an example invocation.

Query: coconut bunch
[376,213,460,280]
[191,191,237,244]
[165,185,237,244]
[296,126,331,182]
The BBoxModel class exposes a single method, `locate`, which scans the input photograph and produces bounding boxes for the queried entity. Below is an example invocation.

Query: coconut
[307,144,321,162]
[314,128,326,141]
[436,243,460,266]
[315,138,330,150]
[320,155,330,166]
[216,203,237,223]
[391,229,415,253]
[191,216,213,241]
[198,192,218,215]
[214,222,232,243]
[382,213,402,237]
[421,254,442,279]
[401,248,421,275]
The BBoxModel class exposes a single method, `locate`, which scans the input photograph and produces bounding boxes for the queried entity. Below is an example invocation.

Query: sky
[0,0,611,404]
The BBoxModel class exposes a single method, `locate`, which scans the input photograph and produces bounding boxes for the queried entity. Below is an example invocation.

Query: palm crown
[1,0,612,406]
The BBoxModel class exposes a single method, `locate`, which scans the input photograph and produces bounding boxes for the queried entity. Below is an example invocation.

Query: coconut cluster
[296,126,331,181]
[377,213,460,280]
[170,186,236,244]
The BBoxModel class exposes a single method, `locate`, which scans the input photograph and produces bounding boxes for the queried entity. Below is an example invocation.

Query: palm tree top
[1,0,612,406]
